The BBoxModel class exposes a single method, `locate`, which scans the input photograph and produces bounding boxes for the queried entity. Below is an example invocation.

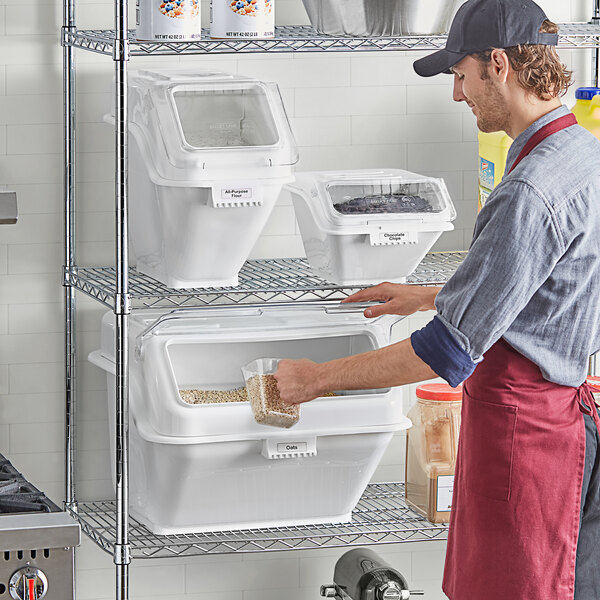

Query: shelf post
[114,0,131,598]
[593,0,600,86]
[62,0,77,511]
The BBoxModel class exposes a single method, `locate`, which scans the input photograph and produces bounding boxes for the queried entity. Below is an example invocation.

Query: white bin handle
[88,350,116,376]
[134,307,264,358]
[261,438,317,460]
[324,302,381,314]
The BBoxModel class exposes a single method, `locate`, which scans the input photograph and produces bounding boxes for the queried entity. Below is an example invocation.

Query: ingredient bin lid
[416,382,463,402]
[111,69,299,185]
[95,307,409,441]
[287,170,456,231]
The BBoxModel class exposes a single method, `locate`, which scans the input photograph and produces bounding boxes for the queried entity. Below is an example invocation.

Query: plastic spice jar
[405,382,462,524]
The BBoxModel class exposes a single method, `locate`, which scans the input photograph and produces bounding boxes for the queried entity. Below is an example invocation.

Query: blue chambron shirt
[411,106,600,388]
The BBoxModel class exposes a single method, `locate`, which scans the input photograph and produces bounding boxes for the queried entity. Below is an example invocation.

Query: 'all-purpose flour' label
[210,0,274,39]
[136,0,201,41]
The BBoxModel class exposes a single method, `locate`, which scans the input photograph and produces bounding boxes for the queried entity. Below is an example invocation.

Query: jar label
[136,0,201,41]
[210,0,274,39]
[436,475,454,512]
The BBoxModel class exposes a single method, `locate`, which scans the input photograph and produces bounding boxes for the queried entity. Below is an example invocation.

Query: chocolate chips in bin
[334,193,434,215]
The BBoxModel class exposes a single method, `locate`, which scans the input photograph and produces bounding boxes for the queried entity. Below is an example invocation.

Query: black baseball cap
[413,0,558,78]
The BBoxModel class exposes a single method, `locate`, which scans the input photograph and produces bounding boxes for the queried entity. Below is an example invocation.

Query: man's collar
[505,105,570,174]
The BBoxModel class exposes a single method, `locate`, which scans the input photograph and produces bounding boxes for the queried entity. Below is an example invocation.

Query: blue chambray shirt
[412,105,600,387]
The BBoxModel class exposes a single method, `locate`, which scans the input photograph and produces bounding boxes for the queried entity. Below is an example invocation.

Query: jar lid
[575,87,600,100]
[586,375,600,391]
[416,382,463,402]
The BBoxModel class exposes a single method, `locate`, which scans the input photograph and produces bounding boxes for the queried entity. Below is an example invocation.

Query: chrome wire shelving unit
[61,0,600,596]
[66,483,447,559]
[62,22,600,56]
[67,252,465,310]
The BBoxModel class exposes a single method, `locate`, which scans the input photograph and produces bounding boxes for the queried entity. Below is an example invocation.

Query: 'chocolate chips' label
[369,231,418,246]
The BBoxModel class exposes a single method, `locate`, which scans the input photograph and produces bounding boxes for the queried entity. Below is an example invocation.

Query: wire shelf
[66,482,448,558]
[67,252,465,310]
[62,23,600,56]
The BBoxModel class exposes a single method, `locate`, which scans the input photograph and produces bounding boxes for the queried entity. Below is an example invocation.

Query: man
[274,1,600,598]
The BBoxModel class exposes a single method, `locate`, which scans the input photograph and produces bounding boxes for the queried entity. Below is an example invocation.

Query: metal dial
[9,567,48,600]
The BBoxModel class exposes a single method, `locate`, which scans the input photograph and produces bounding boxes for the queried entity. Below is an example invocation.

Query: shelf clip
[114,543,131,565]
[113,39,131,62]
[60,25,77,47]
[114,293,132,315]
[63,265,75,287]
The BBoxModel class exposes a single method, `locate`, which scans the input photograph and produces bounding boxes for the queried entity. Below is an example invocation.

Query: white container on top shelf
[106,69,298,289]
[286,169,456,285]
[88,306,410,534]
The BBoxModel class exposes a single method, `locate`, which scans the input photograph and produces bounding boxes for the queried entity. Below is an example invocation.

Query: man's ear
[490,48,510,83]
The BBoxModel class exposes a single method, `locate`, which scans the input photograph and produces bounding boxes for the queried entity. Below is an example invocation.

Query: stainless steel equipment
[301,0,461,36]
[321,548,424,600]
[0,191,17,225]
[0,456,80,600]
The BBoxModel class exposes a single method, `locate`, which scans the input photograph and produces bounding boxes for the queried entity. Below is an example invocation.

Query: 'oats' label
[277,442,307,453]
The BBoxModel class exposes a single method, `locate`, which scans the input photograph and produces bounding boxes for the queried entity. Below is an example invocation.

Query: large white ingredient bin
[106,69,298,289]
[89,306,410,534]
[286,169,456,285]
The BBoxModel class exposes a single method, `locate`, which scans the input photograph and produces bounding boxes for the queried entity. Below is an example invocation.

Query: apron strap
[577,383,600,434]
[507,113,578,175]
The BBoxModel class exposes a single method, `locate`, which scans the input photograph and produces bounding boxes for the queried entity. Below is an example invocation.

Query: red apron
[442,113,600,600]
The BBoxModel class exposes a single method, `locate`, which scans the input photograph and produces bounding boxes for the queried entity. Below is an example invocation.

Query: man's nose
[453,76,466,103]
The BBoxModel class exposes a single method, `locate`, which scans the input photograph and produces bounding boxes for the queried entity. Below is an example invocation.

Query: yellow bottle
[477,130,512,211]
[571,87,600,141]
[477,88,600,214]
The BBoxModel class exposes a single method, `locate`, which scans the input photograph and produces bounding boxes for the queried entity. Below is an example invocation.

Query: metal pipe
[590,354,598,377]
[593,0,600,86]
[63,0,77,509]
[114,0,131,597]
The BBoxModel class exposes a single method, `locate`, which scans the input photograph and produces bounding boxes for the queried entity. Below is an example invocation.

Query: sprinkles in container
[210,0,275,39]
[136,0,201,42]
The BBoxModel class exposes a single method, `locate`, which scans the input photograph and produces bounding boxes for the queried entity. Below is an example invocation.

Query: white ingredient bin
[106,69,298,289]
[286,169,456,285]
[89,306,410,534]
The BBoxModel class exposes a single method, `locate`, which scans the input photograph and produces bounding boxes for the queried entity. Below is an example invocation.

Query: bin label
[222,187,253,200]
[277,442,307,453]
[436,475,454,512]
[369,230,418,246]
[212,184,263,207]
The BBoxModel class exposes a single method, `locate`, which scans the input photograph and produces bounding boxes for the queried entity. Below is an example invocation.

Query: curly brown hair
[474,20,573,100]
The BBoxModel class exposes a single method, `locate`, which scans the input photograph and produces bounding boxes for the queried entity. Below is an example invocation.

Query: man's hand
[274,359,323,405]
[342,282,440,318]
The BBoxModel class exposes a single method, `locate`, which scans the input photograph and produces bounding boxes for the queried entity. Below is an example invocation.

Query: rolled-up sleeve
[413,179,564,385]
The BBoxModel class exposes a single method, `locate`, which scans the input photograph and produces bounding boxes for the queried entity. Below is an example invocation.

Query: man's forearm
[313,338,438,393]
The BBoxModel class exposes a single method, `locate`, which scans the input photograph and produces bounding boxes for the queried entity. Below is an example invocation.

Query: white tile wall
[0,0,593,598]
